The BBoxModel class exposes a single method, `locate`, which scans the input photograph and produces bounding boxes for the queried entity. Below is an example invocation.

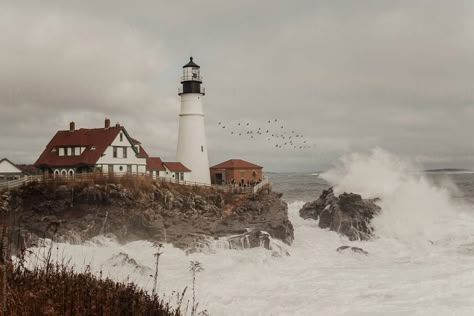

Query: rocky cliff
[0,178,294,253]
[299,188,380,240]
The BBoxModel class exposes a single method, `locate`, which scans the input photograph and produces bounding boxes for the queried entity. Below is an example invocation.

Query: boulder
[336,245,368,255]
[299,188,380,240]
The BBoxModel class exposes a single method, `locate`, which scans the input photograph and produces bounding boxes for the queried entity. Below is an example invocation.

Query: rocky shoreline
[299,187,381,241]
[0,179,294,254]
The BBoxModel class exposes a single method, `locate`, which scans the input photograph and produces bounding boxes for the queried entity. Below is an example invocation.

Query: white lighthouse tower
[176,57,211,184]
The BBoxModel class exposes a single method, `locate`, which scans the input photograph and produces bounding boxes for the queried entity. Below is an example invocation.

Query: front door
[175,172,180,183]
[108,165,113,175]
[215,173,223,185]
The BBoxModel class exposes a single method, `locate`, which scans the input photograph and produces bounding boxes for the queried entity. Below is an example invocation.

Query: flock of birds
[217,119,312,150]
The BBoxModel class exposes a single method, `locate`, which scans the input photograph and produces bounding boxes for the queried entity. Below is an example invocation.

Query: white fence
[0,173,270,194]
[0,175,42,191]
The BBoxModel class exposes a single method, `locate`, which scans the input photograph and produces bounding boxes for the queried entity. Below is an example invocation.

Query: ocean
[25,150,474,315]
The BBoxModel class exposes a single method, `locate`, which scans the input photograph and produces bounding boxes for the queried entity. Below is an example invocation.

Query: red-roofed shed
[209,159,263,185]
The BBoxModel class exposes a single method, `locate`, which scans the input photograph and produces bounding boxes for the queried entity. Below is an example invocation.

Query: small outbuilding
[0,158,24,182]
[210,159,263,186]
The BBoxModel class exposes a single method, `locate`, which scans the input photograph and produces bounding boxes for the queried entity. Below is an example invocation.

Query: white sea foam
[321,148,474,243]
[23,149,474,315]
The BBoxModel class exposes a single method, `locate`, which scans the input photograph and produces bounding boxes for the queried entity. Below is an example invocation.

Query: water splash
[321,148,474,243]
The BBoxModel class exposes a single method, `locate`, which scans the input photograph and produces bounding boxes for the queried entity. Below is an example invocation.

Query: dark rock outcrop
[336,245,368,255]
[299,188,380,240]
[1,181,294,253]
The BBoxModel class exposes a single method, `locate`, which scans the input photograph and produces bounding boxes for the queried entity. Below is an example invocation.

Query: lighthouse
[176,57,211,184]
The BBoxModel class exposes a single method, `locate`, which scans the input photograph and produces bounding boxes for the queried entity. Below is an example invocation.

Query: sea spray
[321,148,474,243]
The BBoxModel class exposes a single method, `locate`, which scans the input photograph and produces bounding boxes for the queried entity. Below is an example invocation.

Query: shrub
[1,261,182,316]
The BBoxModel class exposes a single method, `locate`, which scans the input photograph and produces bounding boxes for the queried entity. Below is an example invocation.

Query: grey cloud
[0,0,473,171]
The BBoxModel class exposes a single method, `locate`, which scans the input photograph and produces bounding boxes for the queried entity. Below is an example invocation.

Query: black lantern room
[179,57,205,95]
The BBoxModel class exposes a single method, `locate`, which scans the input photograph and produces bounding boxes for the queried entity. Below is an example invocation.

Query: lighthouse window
[201,145,204,152]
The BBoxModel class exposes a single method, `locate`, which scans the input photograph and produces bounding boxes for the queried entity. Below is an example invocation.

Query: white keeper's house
[34,119,191,182]
[0,158,24,182]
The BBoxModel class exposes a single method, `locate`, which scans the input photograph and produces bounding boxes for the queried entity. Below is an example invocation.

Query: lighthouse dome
[183,57,200,68]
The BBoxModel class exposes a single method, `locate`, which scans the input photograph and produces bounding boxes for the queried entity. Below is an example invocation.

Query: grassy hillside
[2,260,182,316]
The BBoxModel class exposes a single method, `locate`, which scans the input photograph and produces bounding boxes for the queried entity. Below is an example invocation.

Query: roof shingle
[34,127,121,167]
[163,162,191,172]
[146,157,165,171]
[210,159,262,170]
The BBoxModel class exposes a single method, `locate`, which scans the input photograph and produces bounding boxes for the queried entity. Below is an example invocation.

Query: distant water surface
[267,172,474,207]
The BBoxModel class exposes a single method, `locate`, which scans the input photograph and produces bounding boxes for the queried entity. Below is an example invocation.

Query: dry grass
[40,173,156,197]
[1,261,182,316]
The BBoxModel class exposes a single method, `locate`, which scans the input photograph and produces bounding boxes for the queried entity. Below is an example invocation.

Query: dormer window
[51,148,57,152]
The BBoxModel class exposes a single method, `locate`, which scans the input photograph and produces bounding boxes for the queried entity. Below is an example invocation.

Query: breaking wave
[321,148,474,244]
[20,149,474,315]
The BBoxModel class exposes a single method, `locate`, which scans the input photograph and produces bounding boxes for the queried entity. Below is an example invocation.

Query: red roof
[129,137,149,158]
[163,162,191,172]
[34,126,124,167]
[146,157,165,171]
[137,144,149,158]
[130,138,141,145]
[210,159,262,170]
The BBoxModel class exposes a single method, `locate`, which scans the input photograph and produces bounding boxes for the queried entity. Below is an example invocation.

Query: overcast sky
[0,0,473,171]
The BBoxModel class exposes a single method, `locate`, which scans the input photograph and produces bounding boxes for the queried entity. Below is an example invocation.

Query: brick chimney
[115,122,121,128]
[69,121,75,132]
[105,118,110,129]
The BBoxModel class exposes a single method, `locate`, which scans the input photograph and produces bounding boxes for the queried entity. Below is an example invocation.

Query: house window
[201,145,204,152]
[119,166,123,172]
[120,133,123,142]
[127,165,132,173]
[64,147,69,156]
[123,147,127,159]
[113,147,118,158]
[58,148,64,156]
